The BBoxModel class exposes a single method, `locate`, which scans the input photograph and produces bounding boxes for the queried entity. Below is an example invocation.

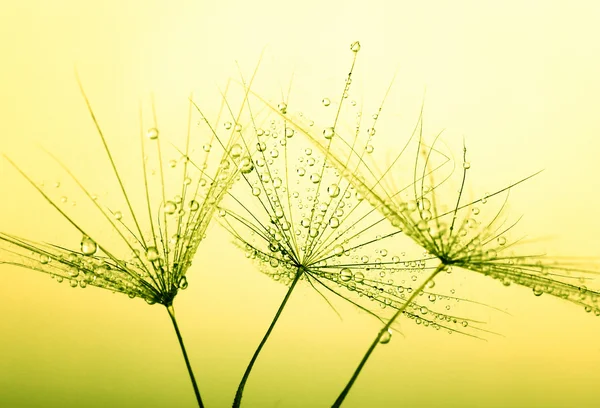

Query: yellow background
[1,1,600,407]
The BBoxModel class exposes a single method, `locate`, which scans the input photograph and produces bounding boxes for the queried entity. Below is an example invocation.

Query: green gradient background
[1,1,600,407]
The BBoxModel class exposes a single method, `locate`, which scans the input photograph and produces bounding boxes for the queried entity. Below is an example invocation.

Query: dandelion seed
[251,44,600,407]
[0,79,252,406]
[216,50,490,408]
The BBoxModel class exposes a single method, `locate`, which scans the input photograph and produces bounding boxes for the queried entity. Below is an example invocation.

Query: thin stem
[331,263,446,407]
[166,304,204,408]
[233,268,304,408]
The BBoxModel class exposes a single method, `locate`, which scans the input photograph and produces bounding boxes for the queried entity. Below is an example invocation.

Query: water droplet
[533,286,544,296]
[327,184,340,198]
[366,145,374,154]
[367,128,376,136]
[310,173,321,184]
[333,245,344,256]
[230,144,243,158]
[224,121,232,130]
[340,268,353,282]
[146,247,159,262]
[322,98,331,107]
[323,127,335,139]
[278,103,288,114]
[463,162,471,169]
[114,211,123,220]
[234,123,242,132]
[164,201,177,214]
[350,41,361,52]
[285,128,295,138]
[252,187,261,196]
[179,276,189,289]
[80,236,97,256]
[239,157,254,174]
[497,236,506,245]
[379,329,392,344]
[189,200,200,211]
[147,128,159,140]
[328,217,339,228]
[40,254,50,264]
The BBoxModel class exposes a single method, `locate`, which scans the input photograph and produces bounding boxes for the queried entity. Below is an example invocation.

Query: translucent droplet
[367,128,376,136]
[379,329,392,344]
[340,268,353,282]
[463,162,471,169]
[328,217,339,228]
[147,128,159,140]
[224,122,232,130]
[80,236,97,256]
[252,187,261,196]
[354,271,364,283]
[164,201,177,214]
[146,247,159,262]
[230,144,243,158]
[323,127,335,139]
[40,254,50,264]
[256,142,266,152]
[270,149,279,158]
[189,200,200,211]
[169,160,177,168]
[497,236,507,245]
[533,286,544,296]
[234,123,242,132]
[310,173,321,184]
[114,211,123,220]
[350,41,361,52]
[285,128,294,138]
[278,102,288,114]
[366,145,374,154]
[178,276,189,289]
[239,157,254,174]
[333,245,344,256]
[327,184,340,198]
[322,98,331,107]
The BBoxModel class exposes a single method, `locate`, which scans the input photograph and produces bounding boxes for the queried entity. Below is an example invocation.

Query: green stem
[331,263,446,407]
[233,269,303,408]
[167,304,204,408]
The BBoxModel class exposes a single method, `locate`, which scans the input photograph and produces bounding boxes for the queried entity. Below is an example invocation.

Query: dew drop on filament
[379,329,392,344]
[81,236,97,256]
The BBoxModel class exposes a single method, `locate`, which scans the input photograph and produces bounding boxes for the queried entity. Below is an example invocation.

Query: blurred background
[1,1,600,407]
